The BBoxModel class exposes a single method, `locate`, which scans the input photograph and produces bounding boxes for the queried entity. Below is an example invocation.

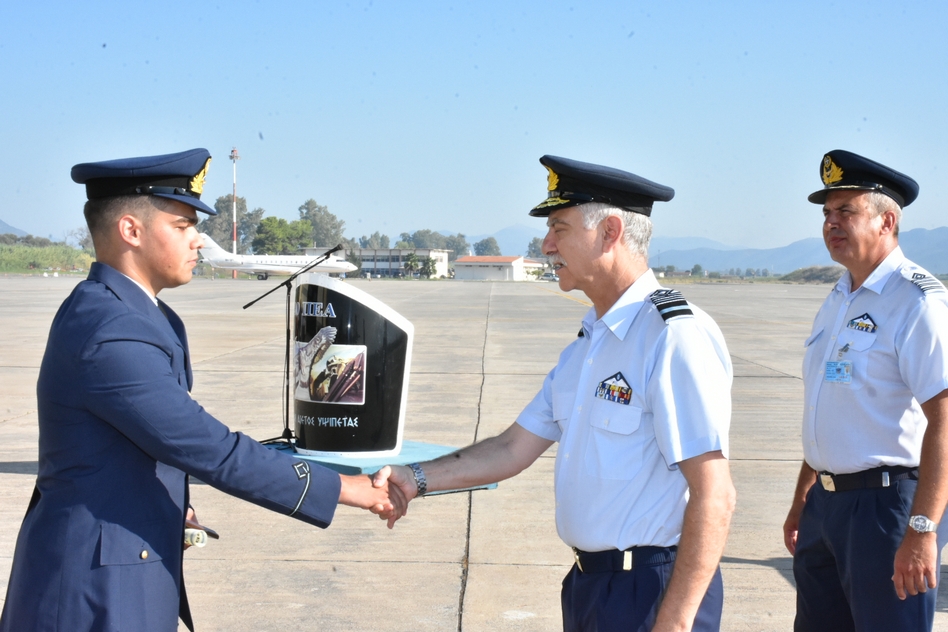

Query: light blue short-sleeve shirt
[802,247,948,474]
[516,270,732,551]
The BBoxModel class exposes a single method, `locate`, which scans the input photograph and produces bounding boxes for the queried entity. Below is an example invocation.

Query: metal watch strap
[909,514,938,533]
[408,462,427,496]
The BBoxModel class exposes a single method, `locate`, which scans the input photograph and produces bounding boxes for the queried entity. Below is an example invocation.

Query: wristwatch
[407,462,427,497]
[908,515,938,534]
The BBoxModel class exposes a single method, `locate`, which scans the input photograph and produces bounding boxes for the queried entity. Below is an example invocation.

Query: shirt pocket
[836,330,876,391]
[584,398,644,480]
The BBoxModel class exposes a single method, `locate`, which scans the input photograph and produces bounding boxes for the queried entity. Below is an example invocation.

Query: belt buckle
[820,473,836,492]
[572,548,584,573]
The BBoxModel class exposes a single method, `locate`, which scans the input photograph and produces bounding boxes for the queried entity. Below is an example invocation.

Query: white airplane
[198,234,357,280]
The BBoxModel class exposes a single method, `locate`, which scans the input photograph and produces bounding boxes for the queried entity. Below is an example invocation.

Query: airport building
[453,256,547,281]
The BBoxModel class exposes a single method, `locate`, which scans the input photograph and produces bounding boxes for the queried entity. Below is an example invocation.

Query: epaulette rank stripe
[649,289,694,323]
[907,273,946,295]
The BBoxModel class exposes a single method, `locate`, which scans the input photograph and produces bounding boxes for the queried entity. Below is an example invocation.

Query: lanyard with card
[825,343,852,383]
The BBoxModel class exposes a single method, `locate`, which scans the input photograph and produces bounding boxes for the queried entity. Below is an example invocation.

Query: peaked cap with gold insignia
[529,155,674,217]
[71,148,217,215]
[807,149,918,208]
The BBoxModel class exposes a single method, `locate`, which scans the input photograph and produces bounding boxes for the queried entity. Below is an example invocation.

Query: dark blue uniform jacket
[0,263,341,631]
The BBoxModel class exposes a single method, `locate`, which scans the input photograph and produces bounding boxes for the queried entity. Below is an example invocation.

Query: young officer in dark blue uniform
[783,150,948,632]
[375,156,736,632]
[0,149,403,632]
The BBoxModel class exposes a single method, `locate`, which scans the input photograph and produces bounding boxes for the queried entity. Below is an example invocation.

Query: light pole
[229,148,240,279]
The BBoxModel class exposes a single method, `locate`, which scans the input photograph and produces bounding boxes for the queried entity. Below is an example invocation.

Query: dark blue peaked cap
[808,149,919,208]
[529,155,674,217]
[71,148,217,215]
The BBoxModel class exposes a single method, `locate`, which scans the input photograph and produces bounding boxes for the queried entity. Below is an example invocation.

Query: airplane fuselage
[198,234,357,279]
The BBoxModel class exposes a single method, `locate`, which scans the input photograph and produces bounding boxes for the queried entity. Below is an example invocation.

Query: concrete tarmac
[0,275,946,631]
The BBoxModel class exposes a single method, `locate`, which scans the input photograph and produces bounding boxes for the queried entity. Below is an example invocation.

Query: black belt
[572,546,677,573]
[818,465,918,493]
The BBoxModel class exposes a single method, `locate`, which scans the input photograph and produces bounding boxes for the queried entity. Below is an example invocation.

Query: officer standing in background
[0,149,403,632]
[783,150,948,631]
[375,155,737,632]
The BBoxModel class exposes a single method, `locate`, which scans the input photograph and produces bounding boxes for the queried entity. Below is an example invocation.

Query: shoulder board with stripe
[901,269,947,295]
[649,289,694,323]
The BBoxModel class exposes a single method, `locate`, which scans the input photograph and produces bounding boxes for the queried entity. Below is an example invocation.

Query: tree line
[197,195,491,262]
[0,233,94,272]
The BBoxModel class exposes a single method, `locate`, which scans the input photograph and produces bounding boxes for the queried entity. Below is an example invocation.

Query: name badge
[825,361,852,383]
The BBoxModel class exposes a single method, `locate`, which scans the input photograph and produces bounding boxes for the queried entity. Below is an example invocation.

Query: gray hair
[866,191,902,236]
[578,202,652,259]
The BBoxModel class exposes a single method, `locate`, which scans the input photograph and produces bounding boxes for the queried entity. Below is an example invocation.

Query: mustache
[547,254,566,268]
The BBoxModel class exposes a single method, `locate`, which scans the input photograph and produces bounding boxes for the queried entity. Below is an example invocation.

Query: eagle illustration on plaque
[293,273,413,457]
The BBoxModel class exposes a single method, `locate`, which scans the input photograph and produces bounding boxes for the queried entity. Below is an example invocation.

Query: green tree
[239,208,265,253]
[200,195,244,251]
[359,232,390,249]
[398,230,469,262]
[195,195,264,254]
[402,252,419,277]
[691,263,704,277]
[474,237,501,256]
[253,218,313,254]
[420,256,437,279]
[298,199,345,247]
[442,234,469,261]
[527,236,544,258]
[67,227,95,253]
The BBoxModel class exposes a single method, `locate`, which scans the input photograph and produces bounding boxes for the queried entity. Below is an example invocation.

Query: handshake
[337,464,421,528]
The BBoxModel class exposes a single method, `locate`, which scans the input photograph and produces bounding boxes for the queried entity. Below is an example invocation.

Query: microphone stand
[243,244,345,446]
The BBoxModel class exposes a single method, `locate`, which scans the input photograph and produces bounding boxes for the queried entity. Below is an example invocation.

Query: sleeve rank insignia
[649,289,694,323]
[903,270,947,295]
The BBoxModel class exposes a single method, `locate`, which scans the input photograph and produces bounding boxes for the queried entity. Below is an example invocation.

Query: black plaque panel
[293,277,411,455]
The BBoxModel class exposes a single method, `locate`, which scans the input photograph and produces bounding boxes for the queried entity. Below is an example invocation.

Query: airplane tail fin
[198,233,228,256]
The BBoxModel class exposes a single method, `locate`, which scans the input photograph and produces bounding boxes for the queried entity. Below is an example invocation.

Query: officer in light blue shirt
[783,150,948,632]
[376,155,736,632]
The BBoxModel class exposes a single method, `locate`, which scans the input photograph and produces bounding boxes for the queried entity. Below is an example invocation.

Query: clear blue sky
[2,1,946,249]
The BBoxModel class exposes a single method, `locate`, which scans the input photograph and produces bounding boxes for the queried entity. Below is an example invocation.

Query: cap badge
[545,166,560,192]
[821,155,844,186]
[189,157,211,195]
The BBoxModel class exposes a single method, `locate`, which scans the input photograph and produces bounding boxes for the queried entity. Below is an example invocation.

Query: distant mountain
[651,236,743,252]
[648,227,948,274]
[0,219,27,237]
[899,227,948,274]
[434,224,947,272]
[457,224,546,257]
[649,238,833,275]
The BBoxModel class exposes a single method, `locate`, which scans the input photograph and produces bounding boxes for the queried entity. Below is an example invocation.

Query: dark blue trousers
[561,559,723,632]
[793,479,941,632]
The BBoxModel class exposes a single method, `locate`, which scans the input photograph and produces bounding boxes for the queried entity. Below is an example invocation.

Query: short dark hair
[83,195,174,242]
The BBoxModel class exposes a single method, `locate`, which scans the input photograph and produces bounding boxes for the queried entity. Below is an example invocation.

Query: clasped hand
[338,467,413,528]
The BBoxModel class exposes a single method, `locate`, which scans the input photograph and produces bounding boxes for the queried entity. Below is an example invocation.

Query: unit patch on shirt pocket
[595,372,632,405]
[847,313,877,333]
